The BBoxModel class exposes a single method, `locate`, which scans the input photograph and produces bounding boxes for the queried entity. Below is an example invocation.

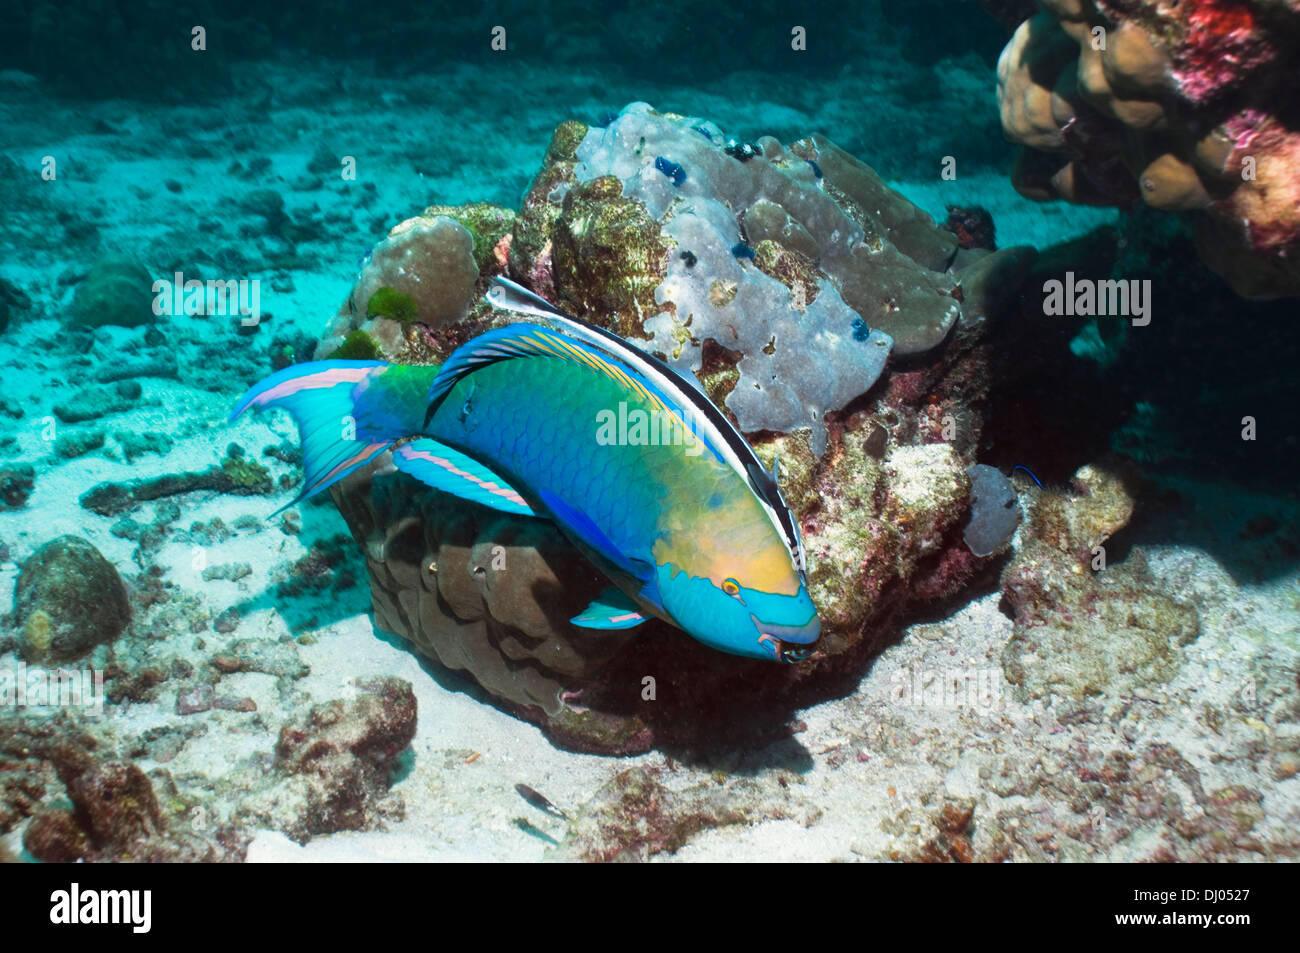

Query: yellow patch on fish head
[653,498,800,597]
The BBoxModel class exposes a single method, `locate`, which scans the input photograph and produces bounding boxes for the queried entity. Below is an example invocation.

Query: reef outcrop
[320,105,1037,753]
[999,462,1200,700]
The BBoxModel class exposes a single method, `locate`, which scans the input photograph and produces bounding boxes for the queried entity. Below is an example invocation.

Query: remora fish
[230,278,820,662]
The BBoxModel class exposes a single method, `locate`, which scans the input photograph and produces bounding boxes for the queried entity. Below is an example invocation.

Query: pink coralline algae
[1155,0,1276,103]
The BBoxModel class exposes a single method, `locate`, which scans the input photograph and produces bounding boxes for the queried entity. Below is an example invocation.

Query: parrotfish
[230,278,820,663]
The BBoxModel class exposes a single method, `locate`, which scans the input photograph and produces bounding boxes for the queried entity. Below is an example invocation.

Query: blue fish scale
[426,357,678,559]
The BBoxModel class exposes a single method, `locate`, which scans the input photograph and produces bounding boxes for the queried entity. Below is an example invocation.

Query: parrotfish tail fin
[230,360,402,515]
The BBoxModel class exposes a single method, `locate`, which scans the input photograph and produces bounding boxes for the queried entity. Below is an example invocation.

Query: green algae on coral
[508,120,589,298]
[220,453,273,494]
[347,216,478,331]
[742,198,821,260]
[751,240,822,312]
[328,328,381,361]
[365,286,417,323]
[547,119,590,163]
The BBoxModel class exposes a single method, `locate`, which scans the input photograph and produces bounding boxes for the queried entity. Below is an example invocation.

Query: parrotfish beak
[754,614,821,663]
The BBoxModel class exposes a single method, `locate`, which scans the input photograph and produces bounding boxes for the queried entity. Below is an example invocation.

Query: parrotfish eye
[722,578,741,597]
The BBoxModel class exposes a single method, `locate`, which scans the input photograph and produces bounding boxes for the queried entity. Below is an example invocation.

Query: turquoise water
[0,4,1296,863]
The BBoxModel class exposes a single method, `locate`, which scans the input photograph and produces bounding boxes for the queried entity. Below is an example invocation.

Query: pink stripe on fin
[253,366,376,408]
[309,441,390,493]
[403,447,528,506]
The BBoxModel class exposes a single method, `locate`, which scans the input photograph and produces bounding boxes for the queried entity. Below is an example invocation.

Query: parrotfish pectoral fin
[393,439,538,517]
[230,360,398,514]
[571,587,647,630]
[538,489,653,584]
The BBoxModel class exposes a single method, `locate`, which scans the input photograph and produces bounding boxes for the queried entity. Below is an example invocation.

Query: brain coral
[994,0,1300,298]
[314,105,1036,753]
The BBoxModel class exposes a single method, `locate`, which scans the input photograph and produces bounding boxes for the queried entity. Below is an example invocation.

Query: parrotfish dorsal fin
[423,323,704,459]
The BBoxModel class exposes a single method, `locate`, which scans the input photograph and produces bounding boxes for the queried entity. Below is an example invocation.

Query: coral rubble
[13,536,130,663]
[999,463,1200,700]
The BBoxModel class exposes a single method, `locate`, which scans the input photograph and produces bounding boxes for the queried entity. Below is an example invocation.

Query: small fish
[515,782,568,819]
[725,139,762,162]
[731,242,756,260]
[513,817,560,846]
[654,156,686,187]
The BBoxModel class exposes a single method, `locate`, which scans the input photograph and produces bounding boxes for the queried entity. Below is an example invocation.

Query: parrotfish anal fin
[393,439,538,518]
[571,587,647,630]
[538,489,653,584]
[229,360,396,515]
